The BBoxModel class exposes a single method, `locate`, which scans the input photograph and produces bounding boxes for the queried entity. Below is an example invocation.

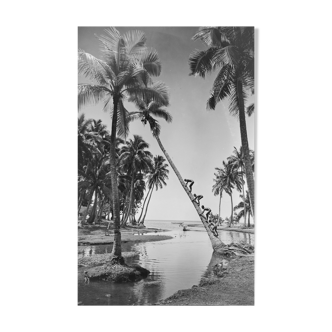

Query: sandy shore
[78,223,172,245]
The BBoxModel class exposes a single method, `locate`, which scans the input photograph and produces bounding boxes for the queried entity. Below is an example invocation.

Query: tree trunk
[242,167,246,227]
[98,195,105,223]
[110,97,122,258]
[237,78,255,218]
[137,187,152,224]
[92,190,98,224]
[218,192,222,221]
[81,189,93,226]
[123,168,135,225]
[141,185,154,224]
[87,188,98,224]
[248,210,251,227]
[155,135,225,252]
[229,193,233,227]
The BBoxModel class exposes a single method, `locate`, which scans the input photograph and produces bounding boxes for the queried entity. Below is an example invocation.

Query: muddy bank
[78,252,139,267]
[158,255,254,306]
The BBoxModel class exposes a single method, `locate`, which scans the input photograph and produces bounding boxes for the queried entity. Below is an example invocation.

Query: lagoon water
[78,220,254,305]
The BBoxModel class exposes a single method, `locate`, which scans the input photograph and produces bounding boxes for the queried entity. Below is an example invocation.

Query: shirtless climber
[192,194,203,207]
[184,179,194,192]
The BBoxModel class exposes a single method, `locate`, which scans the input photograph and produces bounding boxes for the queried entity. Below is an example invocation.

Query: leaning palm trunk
[237,79,255,218]
[155,135,225,252]
[141,185,154,224]
[109,98,122,258]
[137,187,152,224]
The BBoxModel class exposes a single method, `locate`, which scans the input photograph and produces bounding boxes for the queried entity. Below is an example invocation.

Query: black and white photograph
[77,26,255,306]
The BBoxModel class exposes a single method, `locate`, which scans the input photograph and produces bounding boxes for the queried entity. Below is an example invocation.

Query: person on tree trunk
[184,179,194,192]
[200,205,211,220]
[192,194,203,206]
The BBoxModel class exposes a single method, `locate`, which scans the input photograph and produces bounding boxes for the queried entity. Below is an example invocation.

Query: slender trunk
[142,185,154,224]
[92,189,98,224]
[229,193,233,227]
[110,96,122,258]
[123,168,135,225]
[218,193,222,221]
[138,187,152,223]
[98,195,105,223]
[155,135,225,251]
[237,78,255,218]
[242,167,246,227]
[248,210,251,227]
[81,189,93,225]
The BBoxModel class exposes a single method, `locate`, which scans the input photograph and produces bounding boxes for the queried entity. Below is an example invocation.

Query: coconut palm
[78,27,169,260]
[227,146,246,225]
[189,27,255,218]
[234,190,252,227]
[139,155,169,225]
[212,167,226,221]
[118,135,153,225]
[217,161,243,227]
[129,96,227,252]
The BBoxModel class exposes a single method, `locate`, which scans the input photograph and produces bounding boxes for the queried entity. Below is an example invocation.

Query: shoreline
[78,222,255,305]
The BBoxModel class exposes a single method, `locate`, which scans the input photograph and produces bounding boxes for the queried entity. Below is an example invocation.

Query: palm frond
[229,84,247,116]
[78,84,111,110]
[78,50,114,85]
[126,81,169,107]
[116,100,130,139]
[149,108,172,122]
[122,30,146,55]
[188,48,217,77]
[247,103,254,116]
[140,48,162,76]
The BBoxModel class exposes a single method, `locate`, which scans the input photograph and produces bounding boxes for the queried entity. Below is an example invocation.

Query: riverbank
[158,255,254,306]
[78,222,172,246]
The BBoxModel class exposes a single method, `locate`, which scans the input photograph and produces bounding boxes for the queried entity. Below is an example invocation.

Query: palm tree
[139,155,169,225]
[129,97,227,252]
[118,135,153,225]
[212,167,225,221]
[189,27,255,218]
[227,146,254,226]
[234,190,252,227]
[78,27,169,261]
[218,161,243,227]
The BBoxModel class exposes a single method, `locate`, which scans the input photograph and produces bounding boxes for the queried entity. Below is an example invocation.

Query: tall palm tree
[189,27,255,218]
[234,190,252,227]
[118,135,153,225]
[140,155,169,225]
[212,167,225,221]
[129,97,227,251]
[227,146,246,225]
[218,161,243,227]
[78,27,169,261]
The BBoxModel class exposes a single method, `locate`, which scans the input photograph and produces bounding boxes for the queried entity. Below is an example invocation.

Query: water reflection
[78,222,254,305]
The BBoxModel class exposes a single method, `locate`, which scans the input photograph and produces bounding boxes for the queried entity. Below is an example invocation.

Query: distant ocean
[144,220,201,230]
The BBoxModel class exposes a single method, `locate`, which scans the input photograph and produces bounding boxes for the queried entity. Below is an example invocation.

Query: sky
[78,27,255,222]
